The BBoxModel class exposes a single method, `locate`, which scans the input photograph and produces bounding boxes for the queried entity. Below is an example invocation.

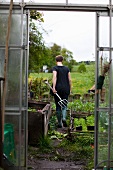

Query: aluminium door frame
[0,1,113,169]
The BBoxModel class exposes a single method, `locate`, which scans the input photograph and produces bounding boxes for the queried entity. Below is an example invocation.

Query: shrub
[77,63,86,73]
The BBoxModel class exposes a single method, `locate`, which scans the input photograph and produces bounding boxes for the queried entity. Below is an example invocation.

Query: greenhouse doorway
[0,0,113,169]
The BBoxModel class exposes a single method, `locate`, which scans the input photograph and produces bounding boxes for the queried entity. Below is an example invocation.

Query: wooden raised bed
[28,100,51,145]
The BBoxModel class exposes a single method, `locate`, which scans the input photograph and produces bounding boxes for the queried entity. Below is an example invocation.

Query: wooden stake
[2,0,13,141]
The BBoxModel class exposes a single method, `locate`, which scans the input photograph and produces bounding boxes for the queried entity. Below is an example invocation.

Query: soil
[27,127,89,170]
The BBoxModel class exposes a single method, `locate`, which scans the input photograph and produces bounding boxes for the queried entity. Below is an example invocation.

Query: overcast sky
[34,0,110,62]
[40,11,95,62]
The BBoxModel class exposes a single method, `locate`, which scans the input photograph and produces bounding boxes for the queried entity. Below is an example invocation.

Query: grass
[29,64,95,95]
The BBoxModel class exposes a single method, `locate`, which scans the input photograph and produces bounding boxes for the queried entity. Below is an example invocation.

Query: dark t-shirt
[52,65,70,95]
[97,75,105,89]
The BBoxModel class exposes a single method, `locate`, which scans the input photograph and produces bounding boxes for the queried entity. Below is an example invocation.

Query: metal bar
[97,47,113,51]
[5,107,27,111]
[18,0,24,167]
[5,112,21,115]
[108,0,112,168]
[24,9,29,168]
[0,46,27,49]
[94,12,99,169]
[0,78,4,169]
[0,3,110,12]
[0,46,113,51]
[66,0,68,5]
[97,107,113,111]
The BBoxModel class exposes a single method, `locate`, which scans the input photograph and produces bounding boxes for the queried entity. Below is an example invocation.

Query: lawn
[29,71,95,95]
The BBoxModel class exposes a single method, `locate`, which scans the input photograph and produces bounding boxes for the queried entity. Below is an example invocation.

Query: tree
[48,43,62,70]
[29,11,49,72]
[29,11,76,73]
[61,48,76,71]
[46,43,76,72]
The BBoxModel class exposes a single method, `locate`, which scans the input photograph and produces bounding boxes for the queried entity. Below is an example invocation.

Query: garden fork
[44,80,68,108]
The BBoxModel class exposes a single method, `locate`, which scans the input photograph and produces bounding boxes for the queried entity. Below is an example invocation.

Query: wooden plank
[2,0,13,141]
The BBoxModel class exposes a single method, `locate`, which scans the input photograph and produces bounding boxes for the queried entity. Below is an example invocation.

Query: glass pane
[110,115,113,163]
[4,113,27,166]
[98,51,110,106]
[10,15,21,45]
[0,14,21,45]
[98,112,113,167]
[0,15,8,45]
[98,111,108,165]
[0,49,5,77]
[112,52,113,104]
[21,111,27,166]
[23,15,27,45]
[112,18,113,48]
[4,115,20,166]
[99,17,109,47]
[5,50,21,107]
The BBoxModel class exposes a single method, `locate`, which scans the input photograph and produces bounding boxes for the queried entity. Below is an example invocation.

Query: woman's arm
[52,70,57,93]
[68,72,72,93]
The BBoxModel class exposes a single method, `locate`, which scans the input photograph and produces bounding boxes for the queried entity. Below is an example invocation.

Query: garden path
[28,127,86,170]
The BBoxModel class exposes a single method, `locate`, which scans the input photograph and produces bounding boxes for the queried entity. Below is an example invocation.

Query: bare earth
[28,127,86,170]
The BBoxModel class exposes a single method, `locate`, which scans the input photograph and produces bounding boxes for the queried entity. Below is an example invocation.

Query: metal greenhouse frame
[0,0,113,169]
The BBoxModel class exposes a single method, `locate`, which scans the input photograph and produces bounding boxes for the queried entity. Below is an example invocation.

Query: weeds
[37,135,53,153]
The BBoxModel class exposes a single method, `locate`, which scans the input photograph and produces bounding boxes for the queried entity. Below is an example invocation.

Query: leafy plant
[68,100,95,113]
[48,115,57,130]
[28,77,50,99]
[86,115,94,126]
[38,135,52,152]
[28,107,37,112]
[48,130,67,139]
[74,118,87,130]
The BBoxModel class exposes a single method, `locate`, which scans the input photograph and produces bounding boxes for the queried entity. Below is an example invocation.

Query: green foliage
[48,115,57,131]
[29,63,95,95]
[99,111,109,132]
[77,62,86,73]
[71,64,95,84]
[58,137,94,164]
[48,130,67,139]
[61,47,76,71]
[70,72,94,94]
[48,43,76,72]
[29,20,47,72]
[86,115,95,126]
[38,136,52,152]
[28,107,37,112]
[74,118,87,131]
[75,135,94,146]
[29,11,51,73]
[28,77,50,99]
[30,10,44,22]
[68,100,95,113]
